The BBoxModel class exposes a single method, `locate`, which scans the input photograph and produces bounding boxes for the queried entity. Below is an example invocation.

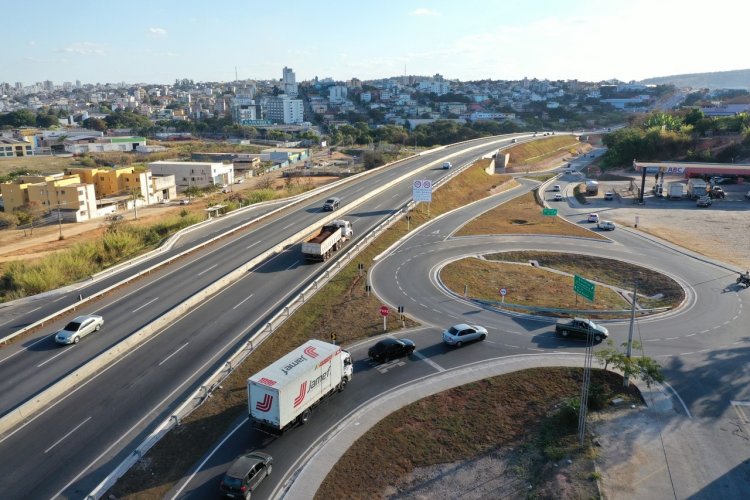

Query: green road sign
[542,208,558,216]
[573,274,595,301]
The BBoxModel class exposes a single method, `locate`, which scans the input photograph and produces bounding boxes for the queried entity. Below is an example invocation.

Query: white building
[231,95,262,124]
[282,67,298,97]
[148,161,234,189]
[266,95,304,124]
[328,85,348,103]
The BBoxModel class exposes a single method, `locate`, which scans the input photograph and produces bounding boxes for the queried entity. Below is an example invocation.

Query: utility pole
[624,280,638,388]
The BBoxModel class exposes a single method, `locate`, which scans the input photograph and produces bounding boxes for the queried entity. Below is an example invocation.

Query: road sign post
[380,305,389,331]
[573,275,595,302]
[500,287,507,303]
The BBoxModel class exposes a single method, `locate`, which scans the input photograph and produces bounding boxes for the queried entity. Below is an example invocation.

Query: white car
[55,315,104,345]
[598,220,615,231]
[553,193,563,201]
[587,213,600,223]
[552,185,561,192]
[443,323,488,347]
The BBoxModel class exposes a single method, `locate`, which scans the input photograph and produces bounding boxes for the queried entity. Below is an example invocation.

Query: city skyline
[2,0,748,86]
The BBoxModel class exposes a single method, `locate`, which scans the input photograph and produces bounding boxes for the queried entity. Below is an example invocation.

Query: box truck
[247,340,353,433]
[687,179,708,199]
[666,182,684,199]
[301,220,352,261]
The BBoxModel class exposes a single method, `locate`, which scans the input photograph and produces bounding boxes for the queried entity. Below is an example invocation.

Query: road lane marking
[45,417,92,453]
[52,296,68,303]
[412,350,445,372]
[286,260,299,270]
[37,347,72,368]
[245,241,260,250]
[232,294,254,310]
[132,297,159,313]
[158,343,189,366]
[282,222,295,230]
[197,264,218,276]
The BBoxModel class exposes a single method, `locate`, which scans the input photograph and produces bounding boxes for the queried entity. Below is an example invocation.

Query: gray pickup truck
[555,318,608,342]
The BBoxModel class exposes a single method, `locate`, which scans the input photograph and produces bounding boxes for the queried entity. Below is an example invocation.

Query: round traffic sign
[379,305,389,317]
[413,180,422,189]
[500,288,507,296]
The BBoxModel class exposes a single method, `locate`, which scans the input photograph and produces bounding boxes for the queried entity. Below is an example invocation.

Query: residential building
[329,85,348,103]
[1,174,97,221]
[0,137,33,157]
[63,136,147,154]
[148,161,234,189]
[265,95,304,124]
[282,67,298,97]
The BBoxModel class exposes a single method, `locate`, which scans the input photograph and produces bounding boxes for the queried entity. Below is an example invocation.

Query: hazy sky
[3,0,747,85]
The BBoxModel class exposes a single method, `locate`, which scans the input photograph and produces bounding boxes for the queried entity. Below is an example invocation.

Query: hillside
[640,68,750,90]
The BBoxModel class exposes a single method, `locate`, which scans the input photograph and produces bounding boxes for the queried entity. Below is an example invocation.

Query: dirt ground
[0,172,337,264]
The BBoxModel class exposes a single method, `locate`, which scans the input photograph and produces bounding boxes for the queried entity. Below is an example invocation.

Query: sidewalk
[276,354,681,499]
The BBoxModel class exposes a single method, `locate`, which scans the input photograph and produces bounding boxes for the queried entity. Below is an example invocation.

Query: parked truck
[687,178,708,200]
[666,182,684,199]
[247,340,353,433]
[301,219,353,261]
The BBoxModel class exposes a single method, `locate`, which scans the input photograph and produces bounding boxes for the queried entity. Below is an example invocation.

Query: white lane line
[412,350,445,372]
[286,260,299,270]
[0,307,42,330]
[37,347,71,368]
[664,337,679,341]
[282,222,295,230]
[391,193,400,199]
[419,303,428,308]
[197,264,218,276]
[700,330,710,333]
[232,294,255,310]
[245,241,260,250]
[45,416,92,453]
[132,297,159,313]
[528,348,546,352]
[52,296,68,303]
[158,343,189,367]
[504,344,520,349]
[409,297,417,302]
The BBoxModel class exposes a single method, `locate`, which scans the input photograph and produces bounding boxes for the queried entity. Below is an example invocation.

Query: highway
[0,135,518,498]
[169,161,750,498]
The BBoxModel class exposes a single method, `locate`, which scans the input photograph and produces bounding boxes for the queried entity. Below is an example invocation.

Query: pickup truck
[555,318,608,342]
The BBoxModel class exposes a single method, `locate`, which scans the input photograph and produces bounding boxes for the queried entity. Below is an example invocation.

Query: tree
[683,108,704,126]
[594,340,664,388]
[84,117,108,132]
[13,201,45,236]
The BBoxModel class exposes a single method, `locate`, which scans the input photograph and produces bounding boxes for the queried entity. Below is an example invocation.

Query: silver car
[54,315,104,345]
[442,323,488,347]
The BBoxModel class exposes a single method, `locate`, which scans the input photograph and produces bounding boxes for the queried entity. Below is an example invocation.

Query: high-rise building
[266,94,303,124]
[282,67,298,97]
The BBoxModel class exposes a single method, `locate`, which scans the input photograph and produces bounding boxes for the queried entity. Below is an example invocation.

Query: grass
[484,251,685,309]
[455,190,606,240]
[507,136,582,167]
[316,368,642,499]
[440,258,631,314]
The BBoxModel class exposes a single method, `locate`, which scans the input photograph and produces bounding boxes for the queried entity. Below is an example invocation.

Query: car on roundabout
[368,337,415,363]
[219,451,273,498]
[442,323,488,347]
[597,220,615,231]
[555,318,608,342]
[587,213,600,223]
[54,314,104,345]
[552,184,561,192]
[553,193,563,201]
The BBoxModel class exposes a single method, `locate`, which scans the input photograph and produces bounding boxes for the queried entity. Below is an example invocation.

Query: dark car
[368,338,415,362]
[220,451,273,499]
[709,186,725,199]
[555,318,608,342]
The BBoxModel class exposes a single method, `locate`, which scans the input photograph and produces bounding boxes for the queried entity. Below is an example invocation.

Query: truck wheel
[339,378,348,392]
[300,409,311,424]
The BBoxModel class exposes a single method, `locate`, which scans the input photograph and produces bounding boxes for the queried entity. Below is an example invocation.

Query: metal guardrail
[83,139,505,499]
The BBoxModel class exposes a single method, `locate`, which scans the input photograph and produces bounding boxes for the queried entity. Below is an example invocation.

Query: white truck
[687,178,708,199]
[666,182,684,199]
[301,219,352,261]
[247,340,353,433]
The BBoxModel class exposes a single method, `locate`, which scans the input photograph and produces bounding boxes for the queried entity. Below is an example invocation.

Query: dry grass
[316,368,641,499]
[0,155,81,176]
[506,136,583,168]
[455,191,607,240]
[440,258,630,312]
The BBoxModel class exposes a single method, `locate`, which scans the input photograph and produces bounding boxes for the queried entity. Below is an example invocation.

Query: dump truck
[247,340,353,433]
[301,219,352,261]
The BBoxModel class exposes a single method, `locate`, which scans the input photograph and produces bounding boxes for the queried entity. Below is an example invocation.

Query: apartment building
[1,174,97,221]
[265,95,304,124]
[148,161,234,189]
[0,137,34,157]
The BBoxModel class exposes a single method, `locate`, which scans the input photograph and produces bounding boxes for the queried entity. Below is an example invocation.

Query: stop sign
[379,305,389,317]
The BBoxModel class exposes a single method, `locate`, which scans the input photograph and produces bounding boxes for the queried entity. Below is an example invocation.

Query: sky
[2,0,748,86]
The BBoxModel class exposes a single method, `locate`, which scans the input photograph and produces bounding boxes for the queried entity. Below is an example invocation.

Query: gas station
[632,161,750,203]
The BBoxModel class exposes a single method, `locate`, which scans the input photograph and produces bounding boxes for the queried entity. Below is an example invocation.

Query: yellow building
[0,137,34,157]
[1,174,97,221]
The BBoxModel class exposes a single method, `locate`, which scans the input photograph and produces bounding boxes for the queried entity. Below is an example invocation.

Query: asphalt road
[0,135,520,498]
[172,162,750,498]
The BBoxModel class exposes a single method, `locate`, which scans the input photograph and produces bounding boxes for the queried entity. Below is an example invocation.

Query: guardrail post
[300,292,305,302]
[170,415,179,426]
[284,306,289,317]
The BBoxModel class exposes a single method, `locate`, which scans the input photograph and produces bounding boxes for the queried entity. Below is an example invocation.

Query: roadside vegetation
[506,135,582,169]
[316,368,642,499]
[105,138,636,498]
[602,110,750,168]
